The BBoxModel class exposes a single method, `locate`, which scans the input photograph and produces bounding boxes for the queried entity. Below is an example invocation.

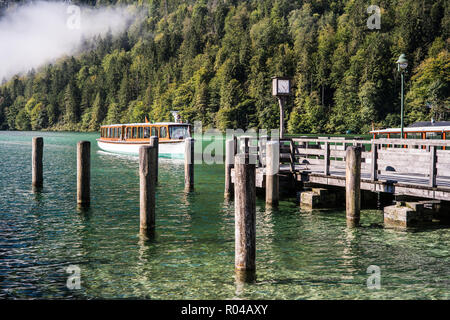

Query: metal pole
[401,72,404,139]
[278,97,285,139]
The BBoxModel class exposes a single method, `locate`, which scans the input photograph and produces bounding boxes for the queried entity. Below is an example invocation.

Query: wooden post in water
[224,139,235,199]
[346,146,361,227]
[265,141,279,206]
[77,141,90,207]
[184,137,194,192]
[149,136,159,183]
[234,152,256,273]
[32,137,43,188]
[139,145,157,237]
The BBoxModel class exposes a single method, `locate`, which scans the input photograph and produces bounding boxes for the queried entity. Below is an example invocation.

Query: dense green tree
[0,0,447,134]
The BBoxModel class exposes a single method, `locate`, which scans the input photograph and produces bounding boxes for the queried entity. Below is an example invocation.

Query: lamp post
[272,77,291,139]
[396,54,408,139]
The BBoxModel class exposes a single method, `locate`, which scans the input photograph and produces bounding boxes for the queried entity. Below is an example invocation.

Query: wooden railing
[275,137,450,188]
[232,135,450,188]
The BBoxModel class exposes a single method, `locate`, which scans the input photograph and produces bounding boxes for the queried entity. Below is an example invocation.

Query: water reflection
[234,269,257,298]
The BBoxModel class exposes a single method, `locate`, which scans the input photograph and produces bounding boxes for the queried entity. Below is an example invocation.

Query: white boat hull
[97,140,185,159]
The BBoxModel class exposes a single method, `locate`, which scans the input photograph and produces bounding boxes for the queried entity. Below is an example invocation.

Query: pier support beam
[224,139,235,199]
[346,146,361,227]
[234,153,256,274]
[184,137,194,192]
[77,141,90,207]
[139,145,157,237]
[149,136,159,183]
[265,141,279,206]
[384,202,433,229]
[32,137,43,188]
[299,188,339,210]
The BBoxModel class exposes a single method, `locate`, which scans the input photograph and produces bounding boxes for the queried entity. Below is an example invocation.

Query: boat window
[426,132,442,140]
[108,128,111,138]
[126,127,131,139]
[133,127,137,139]
[151,127,157,137]
[160,126,167,138]
[144,127,150,138]
[169,126,189,139]
[407,133,422,139]
[138,127,144,139]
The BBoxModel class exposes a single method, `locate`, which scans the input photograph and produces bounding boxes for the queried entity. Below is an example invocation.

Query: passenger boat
[97,122,191,158]
[370,121,450,150]
[370,121,450,140]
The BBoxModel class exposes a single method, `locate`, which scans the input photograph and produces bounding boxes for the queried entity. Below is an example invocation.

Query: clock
[272,77,291,96]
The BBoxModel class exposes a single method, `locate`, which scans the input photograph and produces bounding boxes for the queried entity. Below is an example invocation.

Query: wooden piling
[224,139,235,198]
[371,141,378,181]
[346,146,361,227]
[265,141,279,206]
[323,141,330,176]
[234,153,256,272]
[184,137,194,192]
[149,136,159,183]
[139,145,157,237]
[429,146,437,188]
[32,137,43,188]
[77,141,90,207]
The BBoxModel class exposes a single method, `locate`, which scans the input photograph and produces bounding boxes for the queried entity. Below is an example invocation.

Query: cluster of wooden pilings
[31,135,365,282]
[32,137,91,207]
[30,136,195,240]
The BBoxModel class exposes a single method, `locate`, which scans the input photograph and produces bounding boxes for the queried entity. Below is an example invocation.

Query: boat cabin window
[133,127,137,139]
[407,133,422,139]
[144,127,150,138]
[426,132,442,140]
[126,127,131,139]
[160,126,168,139]
[151,127,157,137]
[169,126,189,139]
[138,127,143,139]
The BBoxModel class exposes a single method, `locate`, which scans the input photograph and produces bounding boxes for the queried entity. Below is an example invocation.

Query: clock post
[272,77,291,139]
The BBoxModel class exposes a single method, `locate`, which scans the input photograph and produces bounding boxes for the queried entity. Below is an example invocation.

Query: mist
[0,1,133,81]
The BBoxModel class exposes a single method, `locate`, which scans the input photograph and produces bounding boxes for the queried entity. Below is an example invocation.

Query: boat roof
[101,122,191,127]
[371,126,450,134]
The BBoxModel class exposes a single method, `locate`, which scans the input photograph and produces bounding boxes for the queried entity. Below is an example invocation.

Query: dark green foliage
[0,0,448,133]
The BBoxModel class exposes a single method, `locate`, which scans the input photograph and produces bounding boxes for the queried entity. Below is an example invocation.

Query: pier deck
[231,137,450,201]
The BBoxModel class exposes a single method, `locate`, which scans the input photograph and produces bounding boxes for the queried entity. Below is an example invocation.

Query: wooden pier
[231,137,450,201]
[229,136,450,228]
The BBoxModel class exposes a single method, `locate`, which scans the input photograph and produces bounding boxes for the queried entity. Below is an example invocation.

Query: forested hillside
[0,0,448,134]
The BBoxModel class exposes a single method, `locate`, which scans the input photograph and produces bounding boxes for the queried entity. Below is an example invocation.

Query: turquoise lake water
[0,131,449,299]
